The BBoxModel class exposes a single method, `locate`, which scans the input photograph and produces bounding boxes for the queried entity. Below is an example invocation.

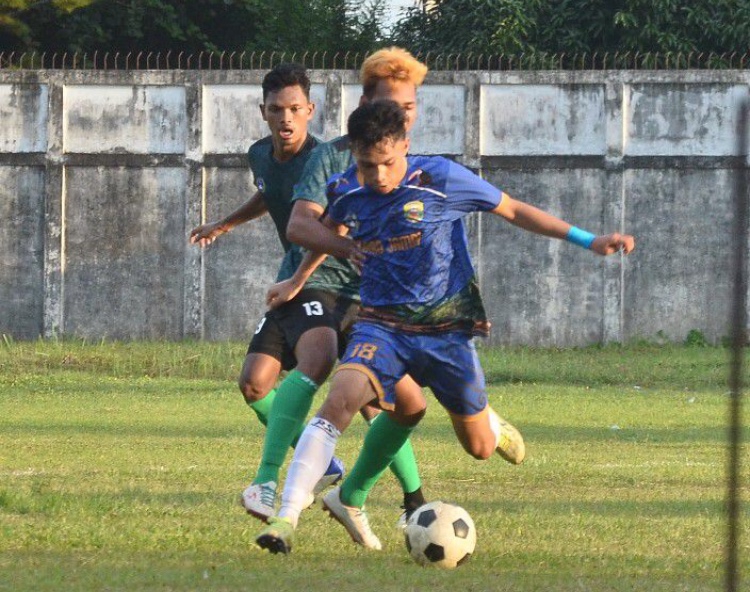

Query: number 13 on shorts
[302,301,324,316]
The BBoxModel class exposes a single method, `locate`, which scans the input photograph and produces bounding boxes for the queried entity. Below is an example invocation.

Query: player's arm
[266,213,351,308]
[286,201,354,259]
[189,190,268,247]
[492,193,635,256]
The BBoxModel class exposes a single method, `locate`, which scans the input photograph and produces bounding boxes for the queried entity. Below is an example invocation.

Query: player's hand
[189,222,225,247]
[591,233,635,256]
[266,279,302,309]
[348,245,366,274]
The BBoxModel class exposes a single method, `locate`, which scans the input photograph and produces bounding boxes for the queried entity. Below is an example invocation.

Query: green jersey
[291,135,360,300]
[247,134,319,281]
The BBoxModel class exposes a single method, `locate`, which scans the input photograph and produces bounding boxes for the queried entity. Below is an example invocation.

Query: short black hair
[347,100,407,152]
[262,63,311,101]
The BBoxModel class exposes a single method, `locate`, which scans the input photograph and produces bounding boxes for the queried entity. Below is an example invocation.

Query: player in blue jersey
[255,50,521,553]
[255,100,635,553]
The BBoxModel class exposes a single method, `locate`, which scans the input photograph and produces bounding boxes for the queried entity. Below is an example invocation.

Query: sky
[381,0,418,29]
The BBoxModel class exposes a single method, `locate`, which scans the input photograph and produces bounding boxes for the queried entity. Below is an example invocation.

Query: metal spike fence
[1,50,750,70]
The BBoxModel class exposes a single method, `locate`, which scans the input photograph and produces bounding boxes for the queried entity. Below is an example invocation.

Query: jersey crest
[403,200,424,223]
[255,177,265,192]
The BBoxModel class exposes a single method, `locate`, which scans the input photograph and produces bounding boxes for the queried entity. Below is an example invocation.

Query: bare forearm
[217,192,267,231]
[288,250,329,289]
[496,196,571,239]
[494,193,636,255]
[287,206,353,259]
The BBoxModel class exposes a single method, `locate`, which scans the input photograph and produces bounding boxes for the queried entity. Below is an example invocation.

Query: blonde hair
[360,47,428,98]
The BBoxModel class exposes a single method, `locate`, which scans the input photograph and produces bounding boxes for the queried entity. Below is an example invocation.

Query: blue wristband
[566,226,596,249]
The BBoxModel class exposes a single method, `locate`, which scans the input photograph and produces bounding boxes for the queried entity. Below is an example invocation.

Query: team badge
[403,200,424,223]
[256,177,265,192]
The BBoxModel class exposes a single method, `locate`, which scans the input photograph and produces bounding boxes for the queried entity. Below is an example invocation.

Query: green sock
[247,388,304,447]
[341,413,415,508]
[363,416,422,499]
[253,370,319,484]
[387,434,422,497]
[247,389,276,426]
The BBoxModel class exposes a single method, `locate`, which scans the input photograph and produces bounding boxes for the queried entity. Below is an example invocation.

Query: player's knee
[296,357,336,385]
[392,406,426,427]
[462,438,495,460]
[295,344,337,384]
[238,376,268,403]
[318,391,360,432]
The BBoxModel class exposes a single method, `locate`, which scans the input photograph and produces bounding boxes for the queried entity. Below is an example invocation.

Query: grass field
[0,339,747,591]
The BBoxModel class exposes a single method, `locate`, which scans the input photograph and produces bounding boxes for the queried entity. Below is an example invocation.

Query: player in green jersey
[189,63,347,516]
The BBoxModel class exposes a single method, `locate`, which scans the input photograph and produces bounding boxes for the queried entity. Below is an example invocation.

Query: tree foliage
[0,0,388,54]
[3,0,748,59]
[0,0,94,48]
[393,0,750,55]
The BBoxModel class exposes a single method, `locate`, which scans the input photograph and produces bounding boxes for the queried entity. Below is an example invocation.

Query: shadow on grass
[1,419,247,439]
[469,496,727,520]
[0,486,237,515]
[411,420,736,444]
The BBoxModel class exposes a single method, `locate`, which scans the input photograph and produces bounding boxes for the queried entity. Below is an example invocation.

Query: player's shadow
[410,420,735,444]
[4,419,242,439]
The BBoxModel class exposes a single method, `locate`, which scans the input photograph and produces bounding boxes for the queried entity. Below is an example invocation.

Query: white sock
[278,417,341,527]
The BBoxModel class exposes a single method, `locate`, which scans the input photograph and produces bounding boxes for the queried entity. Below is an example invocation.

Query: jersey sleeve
[326,179,347,224]
[292,142,337,208]
[246,143,262,188]
[444,160,503,216]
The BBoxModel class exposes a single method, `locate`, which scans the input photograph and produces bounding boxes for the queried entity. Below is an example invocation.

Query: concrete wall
[1,69,748,345]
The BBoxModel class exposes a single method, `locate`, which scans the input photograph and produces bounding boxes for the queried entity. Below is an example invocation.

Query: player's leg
[252,324,338,488]
[320,324,425,549]
[427,332,526,464]
[255,290,351,495]
[242,293,343,522]
[345,375,426,521]
[239,312,299,520]
[256,367,379,553]
[239,314,286,426]
[239,313,305,521]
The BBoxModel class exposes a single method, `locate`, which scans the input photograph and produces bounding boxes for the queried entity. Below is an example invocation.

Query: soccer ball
[404,501,477,569]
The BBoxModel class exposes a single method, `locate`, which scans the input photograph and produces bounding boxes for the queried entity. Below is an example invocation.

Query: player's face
[367,79,418,132]
[261,85,315,160]
[354,137,410,195]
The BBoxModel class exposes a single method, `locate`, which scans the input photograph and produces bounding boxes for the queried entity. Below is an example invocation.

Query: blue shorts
[337,321,488,417]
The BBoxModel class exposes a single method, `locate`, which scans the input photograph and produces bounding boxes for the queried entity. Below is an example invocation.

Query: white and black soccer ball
[404,501,477,569]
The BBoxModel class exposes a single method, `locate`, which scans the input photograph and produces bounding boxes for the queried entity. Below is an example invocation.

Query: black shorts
[247,288,360,371]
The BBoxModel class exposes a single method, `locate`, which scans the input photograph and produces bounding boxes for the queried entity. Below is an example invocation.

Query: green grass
[0,340,747,591]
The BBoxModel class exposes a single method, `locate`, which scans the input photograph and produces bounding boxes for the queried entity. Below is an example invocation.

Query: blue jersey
[327,155,502,334]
